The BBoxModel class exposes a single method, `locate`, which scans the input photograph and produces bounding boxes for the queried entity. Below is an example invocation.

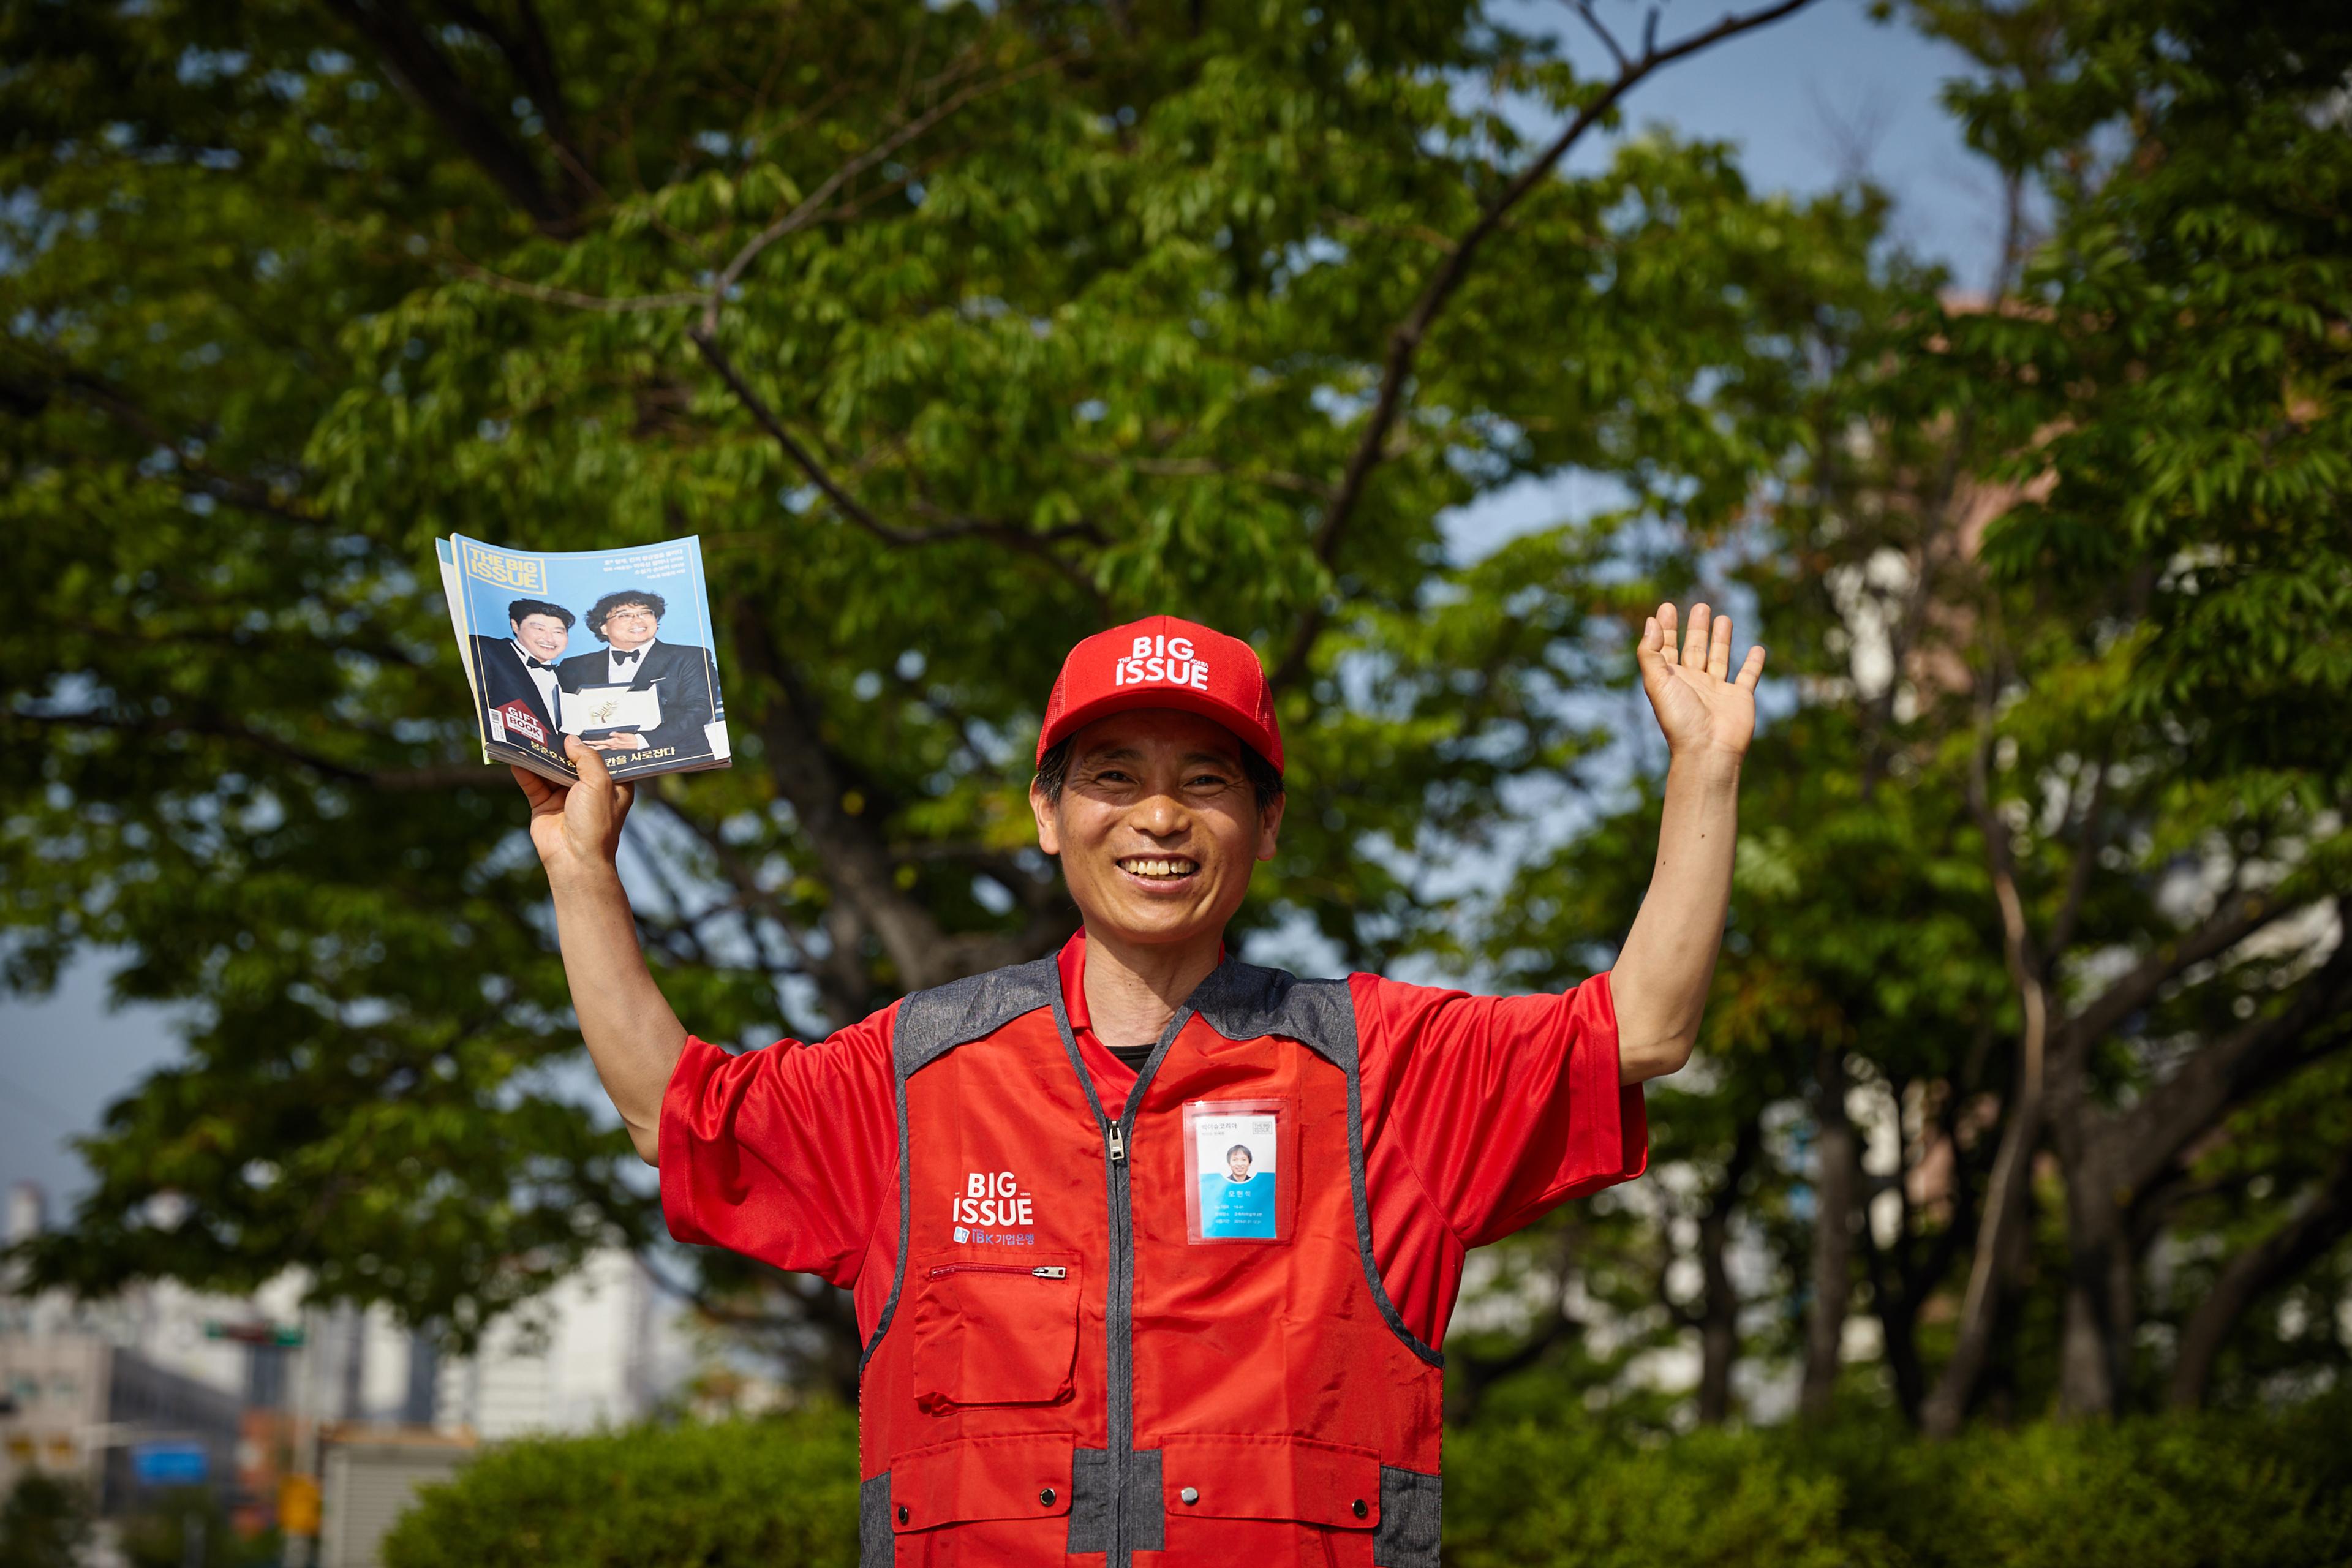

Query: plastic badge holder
[1182,1098,1287,1243]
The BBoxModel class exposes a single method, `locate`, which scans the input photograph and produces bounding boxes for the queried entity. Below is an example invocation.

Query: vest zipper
[1052,986,1199,1568]
[1104,1110,1135,1564]
[926,1263,1067,1280]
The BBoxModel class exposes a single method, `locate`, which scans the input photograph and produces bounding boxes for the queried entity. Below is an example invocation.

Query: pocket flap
[892,1436,1075,1532]
[1159,1434,1381,1529]
[911,1253,1080,1410]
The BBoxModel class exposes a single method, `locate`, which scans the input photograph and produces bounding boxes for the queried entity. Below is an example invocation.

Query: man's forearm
[547,864,688,1164]
[1611,752,1743,1084]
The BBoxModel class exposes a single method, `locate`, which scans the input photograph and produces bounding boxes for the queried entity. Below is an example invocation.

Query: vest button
[1040,1488,1056,1506]
[895,1506,909,1525]
[1179,1487,1199,1505]
[1353,1498,1369,1519]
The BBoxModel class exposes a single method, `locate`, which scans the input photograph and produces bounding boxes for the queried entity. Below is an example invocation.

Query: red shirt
[660,932,1646,1351]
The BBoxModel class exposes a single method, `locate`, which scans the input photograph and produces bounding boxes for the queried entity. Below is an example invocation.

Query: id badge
[1182,1099,1289,1243]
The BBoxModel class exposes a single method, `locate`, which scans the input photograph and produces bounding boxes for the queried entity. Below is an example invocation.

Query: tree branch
[2169,1137,2352,1409]
[2111,922,2352,1196]
[2059,884,2298,1058]
[9,708,488,791]
[319,0,578,233]
[1923,710,2052,1438]
[686,328,1107,609]
[695,47,1065,341]
[1272,0,1820,692]
[725,600,962,995]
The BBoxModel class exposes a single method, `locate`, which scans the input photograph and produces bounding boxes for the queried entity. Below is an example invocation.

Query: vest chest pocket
[910,1254,1082,1412]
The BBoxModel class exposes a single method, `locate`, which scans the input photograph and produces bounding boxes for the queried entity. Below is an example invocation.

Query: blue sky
[0,0,1999,1210]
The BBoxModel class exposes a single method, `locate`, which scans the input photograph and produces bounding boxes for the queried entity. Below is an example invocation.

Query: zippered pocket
[929,1263,1069,1281]
[911,1252,1082,1412]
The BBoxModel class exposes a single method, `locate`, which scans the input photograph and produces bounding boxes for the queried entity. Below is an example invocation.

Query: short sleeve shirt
[659,930,1646,1349]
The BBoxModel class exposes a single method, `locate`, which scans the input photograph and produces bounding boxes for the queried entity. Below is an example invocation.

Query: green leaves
[4,0,1877,1357]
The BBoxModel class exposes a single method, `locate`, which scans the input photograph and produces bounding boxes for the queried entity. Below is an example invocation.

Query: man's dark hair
[586,589,667,643]
[507,598,574,628]
[1032,734,1284,814]
[1226,1145,1253,1163]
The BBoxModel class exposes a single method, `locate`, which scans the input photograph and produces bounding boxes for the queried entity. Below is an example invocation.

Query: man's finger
[1735,644,1766,694]
[1636,613,1665,670]
[568,734,616,787]
[1710,609,1734,678]
[511,765,557,809]
[1681,603,1712,669]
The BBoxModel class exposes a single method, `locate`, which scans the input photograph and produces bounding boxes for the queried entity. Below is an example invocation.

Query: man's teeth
[1121,858,1198,880]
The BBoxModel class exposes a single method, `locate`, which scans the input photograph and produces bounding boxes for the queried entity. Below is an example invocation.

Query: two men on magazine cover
[473,588,720,766]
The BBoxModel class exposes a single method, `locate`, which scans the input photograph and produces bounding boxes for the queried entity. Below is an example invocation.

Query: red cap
[1036,616,1283,771]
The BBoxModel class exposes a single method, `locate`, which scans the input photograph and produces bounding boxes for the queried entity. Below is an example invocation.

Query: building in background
[1,1183,243,1512]
[432,1247,686,1439]
[1,1178,693,1544]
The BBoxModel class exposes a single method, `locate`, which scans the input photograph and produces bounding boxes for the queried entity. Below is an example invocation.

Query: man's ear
[1255,793,1286,862]
[1030,780,1062,857]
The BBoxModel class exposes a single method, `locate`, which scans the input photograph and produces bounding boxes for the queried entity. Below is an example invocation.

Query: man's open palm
[1636,601,1764,760]
[512,736,634,881]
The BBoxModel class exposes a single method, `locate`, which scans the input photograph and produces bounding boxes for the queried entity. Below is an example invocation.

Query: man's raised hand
[1636,601,1765,763]
[511,736,635,886]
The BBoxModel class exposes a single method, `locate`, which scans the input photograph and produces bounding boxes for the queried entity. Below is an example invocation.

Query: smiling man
[467,598,573,769]
[553,588,723,763]
[517,608,1761,1567]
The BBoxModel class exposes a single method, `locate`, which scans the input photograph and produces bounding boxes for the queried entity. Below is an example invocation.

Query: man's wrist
[1667,745,1745,789]
[546,858,627,901]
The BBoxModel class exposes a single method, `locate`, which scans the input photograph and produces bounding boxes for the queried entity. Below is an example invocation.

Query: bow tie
[612,648,643,666]
[524,656,554,670]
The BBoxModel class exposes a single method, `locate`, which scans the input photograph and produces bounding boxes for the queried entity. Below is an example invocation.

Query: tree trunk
[1925,752,2051,1439]
[2054,1135,2127,1418]
[1800,1046,1856,1418]
[1921,1084,2043,1436]
[2171,1146,2352,1409]
[1695,1118,1760,1425]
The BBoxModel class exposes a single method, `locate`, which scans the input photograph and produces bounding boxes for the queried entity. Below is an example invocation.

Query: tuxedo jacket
[555,639,721,756]
[469,635,560,737]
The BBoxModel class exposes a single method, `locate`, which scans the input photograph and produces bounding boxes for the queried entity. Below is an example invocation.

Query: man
[552,589,722,762]
[469,597,570,747]
[512,605,1762,1566]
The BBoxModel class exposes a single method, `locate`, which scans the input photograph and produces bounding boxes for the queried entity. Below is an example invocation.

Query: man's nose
[1129,791,1189,837]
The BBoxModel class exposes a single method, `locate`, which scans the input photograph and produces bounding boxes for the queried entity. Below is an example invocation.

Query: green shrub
[378,1398,2352,1568]
[380,1408,859,1568]
[0,1474,92,1568]
[1444,1422,1883,1568]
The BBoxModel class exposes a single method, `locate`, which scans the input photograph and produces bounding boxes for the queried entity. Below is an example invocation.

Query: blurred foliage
[0,0,1891,1371]
[116,1486,274,1568]
[0,1474,91,1568]
[4,0,2350,1444]
[378,1398,2352,1567]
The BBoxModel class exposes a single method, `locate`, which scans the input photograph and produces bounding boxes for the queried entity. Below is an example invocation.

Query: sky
[0,0,2000,1213]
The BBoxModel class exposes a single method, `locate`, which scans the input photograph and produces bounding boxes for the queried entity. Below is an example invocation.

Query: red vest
[856,956,1444,1567]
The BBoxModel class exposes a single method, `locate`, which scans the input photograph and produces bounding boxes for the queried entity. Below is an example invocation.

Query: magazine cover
[437,534,731,786]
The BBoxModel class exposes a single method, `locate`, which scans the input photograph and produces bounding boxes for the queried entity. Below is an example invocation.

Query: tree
[3,0,1849,1379]
[1906,0,2352,1427]
[1454,0,2352,1433]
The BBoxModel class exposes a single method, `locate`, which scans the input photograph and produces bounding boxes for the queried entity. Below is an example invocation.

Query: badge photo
[1182,1098,1289,1243]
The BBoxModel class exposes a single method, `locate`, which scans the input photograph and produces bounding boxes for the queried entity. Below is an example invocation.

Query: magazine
[435,533,731,786]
